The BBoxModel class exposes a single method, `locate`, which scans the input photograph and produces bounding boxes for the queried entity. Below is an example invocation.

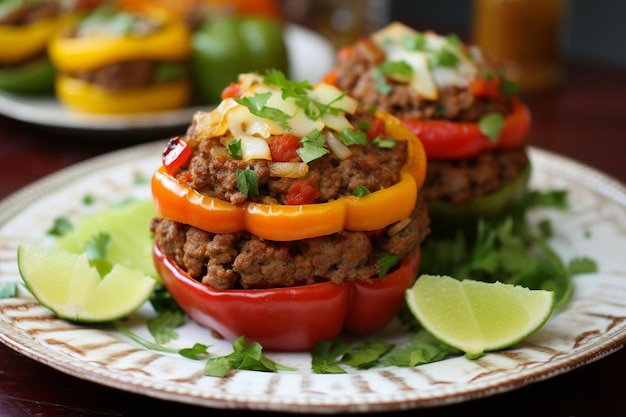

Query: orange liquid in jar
[472,0,566,92]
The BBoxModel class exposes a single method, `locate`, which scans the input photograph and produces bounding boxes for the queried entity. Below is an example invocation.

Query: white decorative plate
[0,25,335,134]
[0,143,625,413]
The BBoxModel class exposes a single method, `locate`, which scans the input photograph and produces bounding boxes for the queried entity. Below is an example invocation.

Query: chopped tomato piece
[268,134,301,162]
[286,180,320,205]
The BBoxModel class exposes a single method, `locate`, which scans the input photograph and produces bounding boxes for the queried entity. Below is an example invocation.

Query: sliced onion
[269,162,309,178]
[387,218,412,236]
[325,131,352,160]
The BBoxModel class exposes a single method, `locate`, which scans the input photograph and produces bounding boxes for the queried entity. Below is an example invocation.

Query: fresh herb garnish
[338,128,367,146]
[478,112,505,141]
[0,283,17,299]
[378,253,400,278]
[381,330,460,367]
[234,92,292,130]
[296,129,329,163]
[379,60,413,82]
[372,136,397,148]
[428,47,459,68]
[204,335,294,377]
[353,185,370,197]
[147,309,186,344]
[47,217,73,237]
[227,138,243,158]
[84,232,113,277]
[311,338,351,374]
[403,33,426,51]
[236,168,259,196]
[373,67,392,95]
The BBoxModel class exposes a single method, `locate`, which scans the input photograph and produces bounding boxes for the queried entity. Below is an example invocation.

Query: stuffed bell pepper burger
[326,22,532,237]
[150,71,429,351]
[0,0,99,94]
[48,3,191,113]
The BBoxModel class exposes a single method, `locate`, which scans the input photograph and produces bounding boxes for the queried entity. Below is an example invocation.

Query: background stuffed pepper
[150,71,429,351]
[0,0,99,94]
[326,22,532,238]
[48,3,191,113]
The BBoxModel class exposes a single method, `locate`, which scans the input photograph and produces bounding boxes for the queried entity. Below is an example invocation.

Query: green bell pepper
[0,57,55,95]
[427,162,532,240]
[190,15,289,103]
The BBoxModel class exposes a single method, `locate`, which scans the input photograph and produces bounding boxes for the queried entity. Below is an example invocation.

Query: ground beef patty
[151,195,429,290]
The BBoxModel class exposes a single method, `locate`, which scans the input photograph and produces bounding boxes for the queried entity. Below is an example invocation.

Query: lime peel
[405,275,555,358]
[17,244,156,323]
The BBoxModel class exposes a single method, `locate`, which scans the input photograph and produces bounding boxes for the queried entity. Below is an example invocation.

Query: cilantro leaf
[373,67,392,94]
[378,253,400,278]
[341,340,394,369]
[428,48,459,68]
[85,232,113,277]
[179,343,210,360]
[338,128,367,146]
[297,129,329,163]
[379,60,413,82]
[234,93,292,130]
[372,136,397,148]
[0,283,17,299]
[311,338,350,374]
[47,217,73,237]
[204,336,294,377]
[148,308,186,344]
[353,185,370,197]
[236,168,259,196]
[478,112,505,141]
[227,138,242,159]
[382,330,460,367]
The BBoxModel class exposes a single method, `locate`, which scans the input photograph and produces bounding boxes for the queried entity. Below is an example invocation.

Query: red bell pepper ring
[153,243,421,351]
[400,98,532,160]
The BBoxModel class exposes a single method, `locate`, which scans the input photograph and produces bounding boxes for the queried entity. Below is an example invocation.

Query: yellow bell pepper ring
[48,12,190,72]
[0,17,62,65]
[151,164,418,241]
[55,75,191,114]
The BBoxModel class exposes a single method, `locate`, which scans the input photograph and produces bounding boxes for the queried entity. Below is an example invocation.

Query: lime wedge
[17,244,156,322]
[55,199,158,280]
[405,275,555,358]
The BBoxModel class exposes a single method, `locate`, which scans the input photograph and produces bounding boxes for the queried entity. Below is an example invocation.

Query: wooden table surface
[1,60,625,416]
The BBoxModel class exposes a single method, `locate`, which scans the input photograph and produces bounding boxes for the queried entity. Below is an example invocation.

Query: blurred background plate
[0,24,335,138]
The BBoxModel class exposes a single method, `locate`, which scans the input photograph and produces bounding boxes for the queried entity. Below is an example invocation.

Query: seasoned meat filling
[151,195,430,290]
[333,39,512,123]
[422,148,529,204]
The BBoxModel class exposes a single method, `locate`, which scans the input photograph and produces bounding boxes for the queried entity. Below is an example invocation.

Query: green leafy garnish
[338,128,367,146]
[342,340,395,370]
[379,60,413,82]
[428,48,459,68]
[204,336,294,377]
[353,185,370,197]
[478,112,505,141]
[234,92,292,130]
[147,309,186,344]
[382,330,460,367]
[227,138,242,159]
[179,343,210,360]
[84,232,113,277]
[378,253,400,278]
[501,77,521,97]
[47,217,73,237]
[264,70,344,120]
[311,338,351,374]
[236,168,259,196]
[0,283,17,299]
[403,33,426,51]
[297,129,329,163]
[373,67,392,95]
[372,136,396,148]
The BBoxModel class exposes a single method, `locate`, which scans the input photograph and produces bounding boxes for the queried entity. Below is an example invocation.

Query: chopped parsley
[227,138,243,158]
[338,128,367,146]
[296,129,329,163]
[353,185,370,197]
[234,92,292,130]
[478,112,505,141]
[236,168,259,196]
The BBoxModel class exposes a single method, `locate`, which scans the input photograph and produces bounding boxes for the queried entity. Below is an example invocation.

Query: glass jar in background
[282,0,391,50]
[472,0,567,92]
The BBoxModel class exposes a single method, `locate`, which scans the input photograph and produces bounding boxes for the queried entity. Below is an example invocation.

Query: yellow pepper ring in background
[0,17,62,64]
[48,12,190,72]
[55,75,191,114]
[151,111,427,241]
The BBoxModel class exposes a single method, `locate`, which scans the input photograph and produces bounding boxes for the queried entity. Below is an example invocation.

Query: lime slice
[55,200,158,280]
[405,275,555,358]
[17,244,156,322]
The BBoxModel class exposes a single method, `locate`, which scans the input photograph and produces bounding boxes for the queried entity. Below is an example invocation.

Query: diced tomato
[367,118,386,140]
[286,180,320,205]
[469,76,502,100]
[268,134,301,162]
[220,83,243,99]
